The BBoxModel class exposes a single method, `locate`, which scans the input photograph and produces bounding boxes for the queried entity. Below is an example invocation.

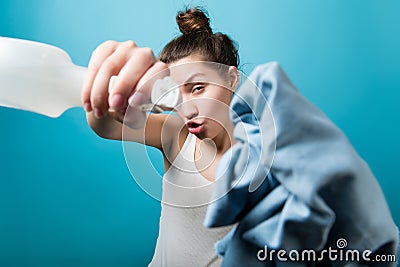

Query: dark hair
[159,7,239,68]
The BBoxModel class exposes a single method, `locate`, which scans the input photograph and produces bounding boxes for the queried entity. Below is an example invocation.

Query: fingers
[107,47,160,108]
[108,61,169,128]
[81,40,119,112]
[126,61,169,106]
[90,42,137,116]
[82,40,166,119]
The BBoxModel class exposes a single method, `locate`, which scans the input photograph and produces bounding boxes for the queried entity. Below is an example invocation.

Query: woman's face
[168,56,238,140]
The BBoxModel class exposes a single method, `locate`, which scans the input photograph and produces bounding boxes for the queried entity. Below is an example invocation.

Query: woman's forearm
[86,112,122,140]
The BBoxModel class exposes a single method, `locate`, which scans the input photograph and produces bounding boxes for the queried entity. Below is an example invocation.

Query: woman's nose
[178,99,198,120]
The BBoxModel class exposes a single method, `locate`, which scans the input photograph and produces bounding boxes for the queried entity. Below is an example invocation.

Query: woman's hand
[81,40,168,128]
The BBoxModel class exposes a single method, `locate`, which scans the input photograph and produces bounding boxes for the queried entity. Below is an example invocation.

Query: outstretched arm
[81,40,182,150]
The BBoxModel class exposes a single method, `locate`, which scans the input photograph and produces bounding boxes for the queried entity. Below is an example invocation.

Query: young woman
[81,7,399,267]
[82,7,240,266]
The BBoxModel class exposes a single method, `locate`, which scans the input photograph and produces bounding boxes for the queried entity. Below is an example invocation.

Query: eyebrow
[184,73,206,83]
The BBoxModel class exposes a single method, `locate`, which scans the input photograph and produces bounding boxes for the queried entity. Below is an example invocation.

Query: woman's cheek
[200,98,225,121]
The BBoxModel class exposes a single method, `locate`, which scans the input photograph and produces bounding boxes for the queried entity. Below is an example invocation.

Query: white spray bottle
[0,37,87,117]
[0,37,180,118]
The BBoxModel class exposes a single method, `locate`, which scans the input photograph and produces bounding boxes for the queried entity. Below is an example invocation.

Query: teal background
[1,0,399,266]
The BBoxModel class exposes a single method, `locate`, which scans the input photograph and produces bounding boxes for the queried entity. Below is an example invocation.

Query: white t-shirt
[149,133,233,267]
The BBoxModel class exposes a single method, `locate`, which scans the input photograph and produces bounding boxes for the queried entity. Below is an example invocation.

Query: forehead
[168,58,227,85]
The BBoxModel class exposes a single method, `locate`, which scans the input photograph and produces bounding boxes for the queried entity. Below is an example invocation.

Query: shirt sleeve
[204,62,398,265]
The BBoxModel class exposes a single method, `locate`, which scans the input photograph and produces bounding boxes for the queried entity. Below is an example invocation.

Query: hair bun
[176,8,212,35]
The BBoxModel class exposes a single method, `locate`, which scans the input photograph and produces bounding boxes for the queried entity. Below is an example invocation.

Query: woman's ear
[228,66,239,91]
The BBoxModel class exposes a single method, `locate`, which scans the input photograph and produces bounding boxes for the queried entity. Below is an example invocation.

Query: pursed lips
[185,120,204,128]
[186,120,205,134]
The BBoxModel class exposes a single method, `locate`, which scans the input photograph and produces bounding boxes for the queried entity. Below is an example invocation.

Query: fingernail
[129,92,144,106]
[94,108,104,119]
[110,94,124,109]
[84,102,92,112]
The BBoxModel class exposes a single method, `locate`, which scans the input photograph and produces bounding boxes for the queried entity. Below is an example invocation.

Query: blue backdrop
[1,1,399,266]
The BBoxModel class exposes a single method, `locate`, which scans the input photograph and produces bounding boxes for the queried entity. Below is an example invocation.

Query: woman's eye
[192,85,204,93]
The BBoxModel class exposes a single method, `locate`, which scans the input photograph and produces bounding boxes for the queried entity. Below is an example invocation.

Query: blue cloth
[204,62,399,266]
